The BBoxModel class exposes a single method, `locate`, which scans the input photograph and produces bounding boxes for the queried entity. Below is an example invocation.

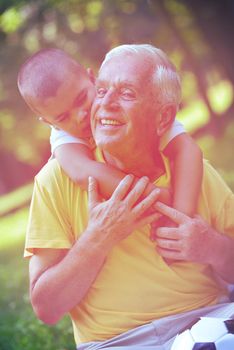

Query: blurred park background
[0,0,234,349]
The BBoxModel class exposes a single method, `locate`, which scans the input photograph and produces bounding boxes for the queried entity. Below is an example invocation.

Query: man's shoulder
[201,160,234,234]
[201,160,233,216]
[35,158,64,182]
[34,159,75,194]
[203,160,232,195]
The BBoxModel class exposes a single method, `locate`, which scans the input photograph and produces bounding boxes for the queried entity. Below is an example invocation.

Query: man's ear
[87,68,95,84]
[156,104,177,137]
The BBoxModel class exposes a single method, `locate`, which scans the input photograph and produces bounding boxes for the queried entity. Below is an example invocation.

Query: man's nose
[101,89,119,110]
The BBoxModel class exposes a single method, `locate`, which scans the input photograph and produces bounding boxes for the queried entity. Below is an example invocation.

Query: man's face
[34,69,95,138]
[91,54,160,157]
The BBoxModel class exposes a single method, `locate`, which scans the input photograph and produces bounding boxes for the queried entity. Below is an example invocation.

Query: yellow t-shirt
[25,151,234,345]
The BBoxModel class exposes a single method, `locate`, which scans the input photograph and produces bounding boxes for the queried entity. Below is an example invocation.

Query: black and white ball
[171,317,234,350]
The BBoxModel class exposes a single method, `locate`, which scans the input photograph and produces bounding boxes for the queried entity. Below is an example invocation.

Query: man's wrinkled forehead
[97,53,153,85]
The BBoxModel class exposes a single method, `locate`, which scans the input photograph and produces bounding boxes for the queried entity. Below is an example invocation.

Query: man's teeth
[100,119,121,126]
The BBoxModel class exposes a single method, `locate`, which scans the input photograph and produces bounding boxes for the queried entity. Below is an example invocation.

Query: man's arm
[154,201,234,283]
[29,232,109,325]
[29,175,160,324]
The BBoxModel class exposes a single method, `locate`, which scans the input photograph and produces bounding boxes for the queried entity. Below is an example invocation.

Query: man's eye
[96,87,107,98]
[121,89,135,99]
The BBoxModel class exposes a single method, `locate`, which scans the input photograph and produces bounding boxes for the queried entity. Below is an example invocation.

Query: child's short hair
[17,48,83,112]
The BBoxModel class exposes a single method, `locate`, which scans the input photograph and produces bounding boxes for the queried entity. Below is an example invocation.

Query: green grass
[0,208,29,249]
[0,183,33,216]
[0,208,75,350]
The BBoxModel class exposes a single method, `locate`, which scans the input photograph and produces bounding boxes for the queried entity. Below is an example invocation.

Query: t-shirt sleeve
[218,192,234,239]
[201,161,234,239]
[24,161,75,257]
[50,127,90,156]
[159,119,185,151]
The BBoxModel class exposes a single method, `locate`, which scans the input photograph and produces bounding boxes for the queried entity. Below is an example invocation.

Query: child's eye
[56,112,70,123]
[96,87,107,98]
[74,90,87,107]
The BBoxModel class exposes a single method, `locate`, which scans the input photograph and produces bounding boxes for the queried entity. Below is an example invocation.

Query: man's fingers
[154,202,189,225]
[156,237,180,251]
[156,246,182,261]
[111,175,135,201]
[137,212,161,228]
[88,176,99,209]
[156,227,180,240]
[133,187,160,215]
[124,176,149,207]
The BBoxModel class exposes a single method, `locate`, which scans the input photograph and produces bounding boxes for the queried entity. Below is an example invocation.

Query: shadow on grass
[0,235,75,350]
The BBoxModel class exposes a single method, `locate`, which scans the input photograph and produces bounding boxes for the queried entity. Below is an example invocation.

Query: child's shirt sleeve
[159,119,185,151]
[50,127,91,156]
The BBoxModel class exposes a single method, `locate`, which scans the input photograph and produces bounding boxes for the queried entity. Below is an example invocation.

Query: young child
[18,48,203,235]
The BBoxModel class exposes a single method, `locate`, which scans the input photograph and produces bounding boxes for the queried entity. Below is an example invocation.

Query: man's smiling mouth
[100,118,123,126]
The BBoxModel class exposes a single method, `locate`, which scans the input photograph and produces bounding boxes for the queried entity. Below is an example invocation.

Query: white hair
[101,44,182,109]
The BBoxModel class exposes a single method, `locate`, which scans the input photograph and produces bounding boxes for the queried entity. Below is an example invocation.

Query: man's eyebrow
[96,79,136,88]
[95,79,106,86]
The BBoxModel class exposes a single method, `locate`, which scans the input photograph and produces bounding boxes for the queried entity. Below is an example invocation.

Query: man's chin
[95,135,121,152]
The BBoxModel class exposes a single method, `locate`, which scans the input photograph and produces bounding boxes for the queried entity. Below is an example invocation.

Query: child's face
[35,69,96,139]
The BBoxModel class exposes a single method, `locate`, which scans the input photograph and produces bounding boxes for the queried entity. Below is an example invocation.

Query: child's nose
[76,110,88,123]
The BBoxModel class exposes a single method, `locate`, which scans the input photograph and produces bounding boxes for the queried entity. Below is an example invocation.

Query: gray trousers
[77,302,234,350]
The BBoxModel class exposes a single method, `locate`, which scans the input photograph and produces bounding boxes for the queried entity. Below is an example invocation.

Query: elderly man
[25,44,234,350]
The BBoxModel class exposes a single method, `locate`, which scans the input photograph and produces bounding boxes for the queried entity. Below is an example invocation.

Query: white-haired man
[25,44,234,350]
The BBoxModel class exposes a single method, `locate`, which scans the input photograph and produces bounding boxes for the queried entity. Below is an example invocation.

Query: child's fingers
[111,174,135,201]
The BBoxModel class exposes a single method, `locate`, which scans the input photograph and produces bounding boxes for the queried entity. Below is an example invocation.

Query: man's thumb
[88,176,98,208]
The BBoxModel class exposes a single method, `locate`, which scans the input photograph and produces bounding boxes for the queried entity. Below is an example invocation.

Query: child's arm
[54,143,171,204]
[154,132,203,264]
[163,132,203,217]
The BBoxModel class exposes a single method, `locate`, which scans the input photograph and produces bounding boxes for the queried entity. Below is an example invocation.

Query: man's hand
[87,175,161,249]
[153,201,218,264]
[150,215,177,265]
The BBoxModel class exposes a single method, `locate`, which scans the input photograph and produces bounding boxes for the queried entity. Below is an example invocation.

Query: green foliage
[198,122,234,192]
[0,209,75,350]
[0,7,23,33]
[0,208,29,249]
[0,0,27,15]
[0,0,233,194]
[0,2,233,347]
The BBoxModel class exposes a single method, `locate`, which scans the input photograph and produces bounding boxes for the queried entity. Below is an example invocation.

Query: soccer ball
[171,317,234,350]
